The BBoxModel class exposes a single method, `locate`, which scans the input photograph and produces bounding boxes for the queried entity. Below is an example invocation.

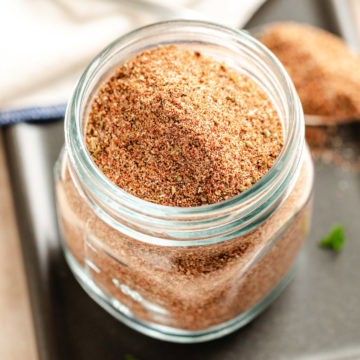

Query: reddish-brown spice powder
[85,45,283,207]
[306,124,360,172]
[58,45,314,332]
[260,22,360,119]
[58,152,313,330]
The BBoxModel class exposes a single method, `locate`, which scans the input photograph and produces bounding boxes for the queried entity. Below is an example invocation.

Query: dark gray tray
[3,0,360,359]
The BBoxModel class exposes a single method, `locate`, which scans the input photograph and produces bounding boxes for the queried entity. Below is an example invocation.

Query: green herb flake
[319,225,345,252]
[124,355,137,360]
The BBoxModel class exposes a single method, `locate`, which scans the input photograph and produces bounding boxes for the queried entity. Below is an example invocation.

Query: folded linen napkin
[0,0,266,124]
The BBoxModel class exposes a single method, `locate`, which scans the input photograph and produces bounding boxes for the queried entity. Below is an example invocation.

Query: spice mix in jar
[55,20,314,343]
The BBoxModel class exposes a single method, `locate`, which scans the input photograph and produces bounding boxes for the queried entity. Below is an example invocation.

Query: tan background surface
[0,131,38,360]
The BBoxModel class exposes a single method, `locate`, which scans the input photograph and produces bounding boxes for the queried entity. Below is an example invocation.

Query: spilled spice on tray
[260,22,360,119]
[86,45,283,207]
[306,124,360,172]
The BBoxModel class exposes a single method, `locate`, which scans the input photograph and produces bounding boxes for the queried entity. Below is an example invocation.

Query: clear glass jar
[55,20,313,343]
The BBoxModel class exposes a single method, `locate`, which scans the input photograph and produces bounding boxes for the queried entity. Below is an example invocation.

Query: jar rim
[64,19,304,243]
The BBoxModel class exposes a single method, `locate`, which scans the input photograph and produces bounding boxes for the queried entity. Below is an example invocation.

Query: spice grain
[260,22,360,119]
[86,45,283,207]
[58,152,313,330]
[306,124,360,172]
[56,22,315,339]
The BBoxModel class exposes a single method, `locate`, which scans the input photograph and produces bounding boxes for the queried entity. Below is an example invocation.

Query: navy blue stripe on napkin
[0,104,67,125]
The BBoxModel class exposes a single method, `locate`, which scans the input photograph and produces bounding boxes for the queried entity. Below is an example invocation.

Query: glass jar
[55,20,313,343]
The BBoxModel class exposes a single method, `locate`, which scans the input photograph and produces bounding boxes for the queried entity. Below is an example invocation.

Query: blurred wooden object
[0,130,38,360]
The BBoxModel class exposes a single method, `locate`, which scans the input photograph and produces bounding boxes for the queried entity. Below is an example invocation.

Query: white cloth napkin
[0,0,266,113]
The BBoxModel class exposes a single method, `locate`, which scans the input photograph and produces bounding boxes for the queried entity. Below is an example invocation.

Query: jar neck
[64,20,305,246]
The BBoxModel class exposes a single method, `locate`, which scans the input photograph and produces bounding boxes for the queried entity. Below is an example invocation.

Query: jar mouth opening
[65,19,304,219]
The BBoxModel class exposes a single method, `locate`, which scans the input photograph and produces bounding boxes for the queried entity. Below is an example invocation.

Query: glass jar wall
[55,20,313,343]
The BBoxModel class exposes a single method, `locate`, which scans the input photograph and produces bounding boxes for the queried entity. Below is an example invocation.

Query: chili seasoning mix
[56,29,313,340]
[85,45,283,206]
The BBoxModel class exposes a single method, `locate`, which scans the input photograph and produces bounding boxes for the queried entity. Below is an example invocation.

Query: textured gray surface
[3,0,360,359]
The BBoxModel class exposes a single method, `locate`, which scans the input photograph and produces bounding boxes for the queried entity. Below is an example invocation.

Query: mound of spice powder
[260,22,360,119]
[86,45,283,207]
